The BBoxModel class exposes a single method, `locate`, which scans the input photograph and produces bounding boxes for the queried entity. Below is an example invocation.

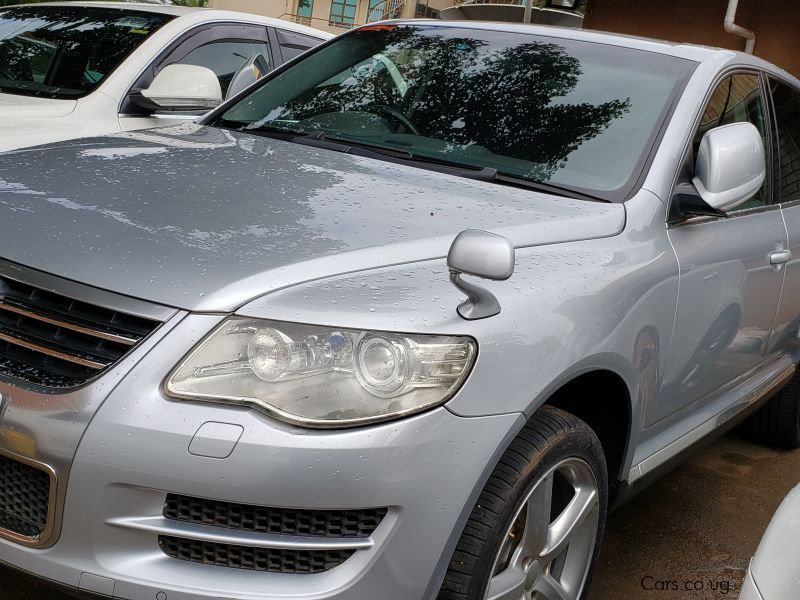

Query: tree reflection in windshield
[220,25,693,197]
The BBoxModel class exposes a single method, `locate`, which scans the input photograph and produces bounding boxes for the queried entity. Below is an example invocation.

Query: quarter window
[693,74,770,209]
[768,78,800,203]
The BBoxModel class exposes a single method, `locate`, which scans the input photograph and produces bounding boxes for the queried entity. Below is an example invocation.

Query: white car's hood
[0,93,77,118]
[0,93,116,153]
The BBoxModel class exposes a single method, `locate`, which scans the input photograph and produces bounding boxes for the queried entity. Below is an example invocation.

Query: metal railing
[279,12,358,29]
[366,0,407,23]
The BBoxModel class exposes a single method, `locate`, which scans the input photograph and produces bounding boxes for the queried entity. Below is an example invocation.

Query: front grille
[164,493,387,538]
[0,454,51,538]
[160,494,387,573]
[0,275,160,388]
[159,536,355,574]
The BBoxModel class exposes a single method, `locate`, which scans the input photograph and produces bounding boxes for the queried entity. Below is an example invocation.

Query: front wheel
[438,406,608,600]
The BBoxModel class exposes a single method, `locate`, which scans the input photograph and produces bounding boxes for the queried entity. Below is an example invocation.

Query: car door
[766,76,800,355]
[118,23,271,132]
[651,72,788,426]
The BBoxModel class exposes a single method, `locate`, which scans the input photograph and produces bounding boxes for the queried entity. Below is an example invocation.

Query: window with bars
[329,0,357,27]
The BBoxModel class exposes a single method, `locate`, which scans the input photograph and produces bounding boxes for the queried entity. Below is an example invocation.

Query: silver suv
[1,21,800,600]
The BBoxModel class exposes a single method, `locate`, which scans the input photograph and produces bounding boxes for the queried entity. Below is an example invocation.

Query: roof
[6,2,333,37]
[392,19,725,63]
[9,2,200,16]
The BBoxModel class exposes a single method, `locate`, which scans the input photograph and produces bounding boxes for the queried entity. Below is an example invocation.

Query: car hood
[0,93,77,118]
[0,124,626,312]
[0,93,80,152]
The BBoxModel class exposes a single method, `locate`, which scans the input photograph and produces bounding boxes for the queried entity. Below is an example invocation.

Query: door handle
[769,249,792,265]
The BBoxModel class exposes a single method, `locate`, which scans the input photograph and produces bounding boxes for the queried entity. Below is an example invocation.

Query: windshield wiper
[493,173,609,203]
[227,126,600,197]
[289,131,499,182]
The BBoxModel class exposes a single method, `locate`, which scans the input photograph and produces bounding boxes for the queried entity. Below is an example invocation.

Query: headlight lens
[165,318,476,428]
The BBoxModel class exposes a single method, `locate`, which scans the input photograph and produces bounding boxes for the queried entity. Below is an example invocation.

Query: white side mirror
[141,64,222,111]
[693,122,766,212]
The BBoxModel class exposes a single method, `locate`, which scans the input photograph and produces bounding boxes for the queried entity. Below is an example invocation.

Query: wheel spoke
[534,573,572,600]
[486,565,527,600]
[521,472,553,558]
[541,487,597,563]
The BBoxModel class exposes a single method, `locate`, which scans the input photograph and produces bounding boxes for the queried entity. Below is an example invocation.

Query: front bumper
[0,313,522,600]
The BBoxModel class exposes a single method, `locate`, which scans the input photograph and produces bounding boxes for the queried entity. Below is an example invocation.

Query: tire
[744,372,800,448]
[438,406,608,600]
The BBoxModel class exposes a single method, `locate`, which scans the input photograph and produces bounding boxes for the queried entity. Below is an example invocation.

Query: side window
[693,74,770,209]
[176,40,270,96]
[276,29,323,62]
[768,78,800,203]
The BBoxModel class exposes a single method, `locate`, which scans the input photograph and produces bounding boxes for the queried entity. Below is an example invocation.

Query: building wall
[584,0,800,76]
[211,0,289,19]
[210,0,429,33]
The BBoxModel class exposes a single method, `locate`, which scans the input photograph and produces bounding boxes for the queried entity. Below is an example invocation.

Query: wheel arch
[539,367,634,489]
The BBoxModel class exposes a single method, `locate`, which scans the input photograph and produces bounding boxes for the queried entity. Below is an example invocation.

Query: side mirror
[141,64,222,112]
[693,122,766,212]
[447,230,515,320]
[225,53,270,101]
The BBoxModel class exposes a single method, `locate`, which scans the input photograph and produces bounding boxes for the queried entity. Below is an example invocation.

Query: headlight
[165,318,477,428]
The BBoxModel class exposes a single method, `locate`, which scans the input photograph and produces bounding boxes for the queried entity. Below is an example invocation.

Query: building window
[414,1,438,17]
[296,0,314,25]
[329,0,357,27]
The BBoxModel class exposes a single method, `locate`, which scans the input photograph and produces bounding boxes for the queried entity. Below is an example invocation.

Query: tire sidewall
[472,422,609,600]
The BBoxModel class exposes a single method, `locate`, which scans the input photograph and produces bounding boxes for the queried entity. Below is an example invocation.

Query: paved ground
[2,432,798,600]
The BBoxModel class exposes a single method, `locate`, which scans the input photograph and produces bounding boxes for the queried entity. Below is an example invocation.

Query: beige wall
[584,0,800,76]
[211,0,290,19]
[211,0,443,33]
[210,0,419,33]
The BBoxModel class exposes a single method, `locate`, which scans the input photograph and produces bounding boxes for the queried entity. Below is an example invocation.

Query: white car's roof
[9,2,333,38]
[12,1,199,16]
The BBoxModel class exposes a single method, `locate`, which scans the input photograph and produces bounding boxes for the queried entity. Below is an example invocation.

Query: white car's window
[768,78,800,204]
[0,6,173,99]
[177,41,271,97]
[216,24,695,200]
[693,74,769,209]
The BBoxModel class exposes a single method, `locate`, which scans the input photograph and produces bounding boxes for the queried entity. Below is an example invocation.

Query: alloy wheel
[483,457,600,600]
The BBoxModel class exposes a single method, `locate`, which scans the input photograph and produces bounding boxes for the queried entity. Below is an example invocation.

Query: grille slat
[0,275,160,388]
[0,329,111,369]
[159,536,355,574]
[160,495,387,573]
[1,278,154,337]
[0,300,138,345]
[0,454,51,539]
[164,494,387,538]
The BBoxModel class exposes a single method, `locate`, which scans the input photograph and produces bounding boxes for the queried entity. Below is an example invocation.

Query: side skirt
[613,359,796,508]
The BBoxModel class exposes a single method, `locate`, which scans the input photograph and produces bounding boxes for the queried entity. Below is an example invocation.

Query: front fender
[237,191,676,432]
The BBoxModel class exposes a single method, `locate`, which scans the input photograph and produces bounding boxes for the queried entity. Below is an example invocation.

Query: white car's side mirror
[141,64,222,111]
[693,122,766,212]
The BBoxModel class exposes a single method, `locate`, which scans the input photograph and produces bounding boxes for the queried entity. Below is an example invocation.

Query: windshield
[215,24,694,199]
[0,6,173,99]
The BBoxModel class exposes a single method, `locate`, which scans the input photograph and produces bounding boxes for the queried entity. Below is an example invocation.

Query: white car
[741,483,800,600]
[0,1,331,152]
